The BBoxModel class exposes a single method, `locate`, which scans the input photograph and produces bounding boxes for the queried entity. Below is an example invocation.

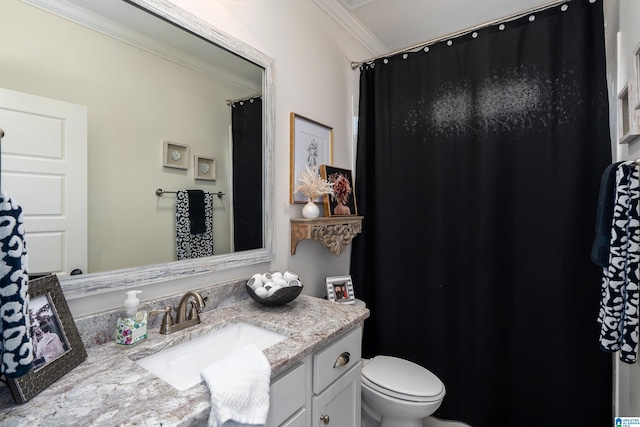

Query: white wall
[56,0,372,316]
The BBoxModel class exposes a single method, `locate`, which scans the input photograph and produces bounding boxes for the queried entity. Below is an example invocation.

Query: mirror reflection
[0,0,266,281]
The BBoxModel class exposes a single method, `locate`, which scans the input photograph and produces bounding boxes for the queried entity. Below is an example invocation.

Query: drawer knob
[320,414,330,425]
[333,352,350,368]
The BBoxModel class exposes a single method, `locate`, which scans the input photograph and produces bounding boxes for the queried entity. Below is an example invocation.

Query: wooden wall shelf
[290,216,363,256]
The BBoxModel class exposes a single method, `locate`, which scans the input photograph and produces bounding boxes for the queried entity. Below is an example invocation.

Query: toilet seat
[361,356,445,403]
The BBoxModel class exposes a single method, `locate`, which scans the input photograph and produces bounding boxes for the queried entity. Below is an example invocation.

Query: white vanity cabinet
[267,363,307,427]
[312,326,363,427]
[267,326,363,427]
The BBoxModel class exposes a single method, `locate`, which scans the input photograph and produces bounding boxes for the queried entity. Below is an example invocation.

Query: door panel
[0,88,87,277]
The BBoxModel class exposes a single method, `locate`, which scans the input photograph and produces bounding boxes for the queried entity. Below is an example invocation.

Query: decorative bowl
[246,283,303,306]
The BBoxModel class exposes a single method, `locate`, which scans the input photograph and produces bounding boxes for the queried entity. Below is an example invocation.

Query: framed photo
[7,275,87,404]
[618,80,640,144]
[635,41,640,110]
[163,141,190,169]
[290,113,333,204]
[194,155,216,180]
[320,165,358,216]
[326,275,355,305]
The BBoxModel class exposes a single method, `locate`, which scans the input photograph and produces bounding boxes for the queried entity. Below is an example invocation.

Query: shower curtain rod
[225,92,262,106]
[351,0,573,69]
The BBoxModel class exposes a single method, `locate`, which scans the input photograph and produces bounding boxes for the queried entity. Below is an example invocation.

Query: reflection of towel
[597,162,640,363]
[0,192,34,377]
[176,191,214,260]
[200,343,271,427]
[188,190,206,234]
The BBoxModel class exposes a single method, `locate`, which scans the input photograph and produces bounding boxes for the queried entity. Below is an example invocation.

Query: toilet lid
[362,356,445,401]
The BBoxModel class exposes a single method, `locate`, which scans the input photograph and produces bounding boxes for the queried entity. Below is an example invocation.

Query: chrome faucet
[149,291,206,335]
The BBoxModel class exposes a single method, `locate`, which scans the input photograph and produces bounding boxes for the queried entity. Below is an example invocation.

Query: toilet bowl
[361,355,446,427]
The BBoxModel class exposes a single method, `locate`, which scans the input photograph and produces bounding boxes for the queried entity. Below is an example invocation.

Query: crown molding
[312,0,388,56]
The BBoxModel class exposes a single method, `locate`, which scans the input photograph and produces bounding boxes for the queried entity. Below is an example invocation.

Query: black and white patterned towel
[0,192,33,377]
[598,162,640,364]
[176,190,214,260]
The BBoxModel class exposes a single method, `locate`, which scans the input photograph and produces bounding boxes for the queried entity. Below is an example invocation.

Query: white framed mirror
[0,0,275,299]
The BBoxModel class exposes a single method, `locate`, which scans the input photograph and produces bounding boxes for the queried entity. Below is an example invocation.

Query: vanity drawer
[267,362,306,427]
[313,326,362,394]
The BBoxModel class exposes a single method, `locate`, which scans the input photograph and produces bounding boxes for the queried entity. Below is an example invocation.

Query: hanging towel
[176,190,214,260]
[591,161,624,267]
[0,192,34,377]
[188,190,206,234]
[597,162,640,363]
[200,343,271,427]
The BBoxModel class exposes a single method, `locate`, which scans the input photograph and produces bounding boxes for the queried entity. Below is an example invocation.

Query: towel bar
[155,188,225,198]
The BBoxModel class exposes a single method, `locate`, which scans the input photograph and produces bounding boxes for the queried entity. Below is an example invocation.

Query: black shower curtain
[351,1,612,425]
[231,97,263,251]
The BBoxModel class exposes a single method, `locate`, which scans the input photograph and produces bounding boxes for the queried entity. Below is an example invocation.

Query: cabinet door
[312,362,361,427]
[267,363,307,427]
[279,408,306,427]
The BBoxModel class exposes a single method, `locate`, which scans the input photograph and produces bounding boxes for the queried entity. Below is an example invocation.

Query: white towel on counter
[200,343,271,427]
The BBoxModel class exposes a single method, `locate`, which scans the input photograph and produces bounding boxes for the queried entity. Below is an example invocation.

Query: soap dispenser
[115,290,148,346]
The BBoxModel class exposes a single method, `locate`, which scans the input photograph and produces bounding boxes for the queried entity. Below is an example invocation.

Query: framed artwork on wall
[163,141,190,170]
[7,275,87,404]
[320,165,358,216]
[633,43,640,110]
[618,80,640,144]
[290,113,333,204]
[326,275,355,305]
[194,155,216,180]
[634,41,640,110]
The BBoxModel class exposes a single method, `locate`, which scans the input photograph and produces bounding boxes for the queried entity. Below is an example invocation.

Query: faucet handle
[187,303,197,321]
[149,306,174,335]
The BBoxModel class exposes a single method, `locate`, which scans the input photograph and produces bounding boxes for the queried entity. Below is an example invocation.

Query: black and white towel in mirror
[176,190,214,260]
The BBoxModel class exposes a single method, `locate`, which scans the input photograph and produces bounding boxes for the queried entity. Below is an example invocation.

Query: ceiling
[337,0,560,53]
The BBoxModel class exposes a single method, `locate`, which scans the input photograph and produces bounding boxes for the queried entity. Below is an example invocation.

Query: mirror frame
[21,0,275,300]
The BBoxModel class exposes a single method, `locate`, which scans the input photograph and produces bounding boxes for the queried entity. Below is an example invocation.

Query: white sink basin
[135,322,286,390]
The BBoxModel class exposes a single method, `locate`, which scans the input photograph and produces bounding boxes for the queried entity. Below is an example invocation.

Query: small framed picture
[326,275,355,305]
[618,80,640,144]
[7,275,87,404]
[163,141,190,169]
[194,155,216,180]
[320,165,358,216]
[635,41,640,110]
[290,113,333,204]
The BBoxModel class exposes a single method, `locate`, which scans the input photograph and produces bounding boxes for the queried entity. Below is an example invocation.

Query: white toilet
[360,355,446,427]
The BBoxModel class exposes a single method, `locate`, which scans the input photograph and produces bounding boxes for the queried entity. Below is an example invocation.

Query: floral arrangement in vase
[296,166,333,218]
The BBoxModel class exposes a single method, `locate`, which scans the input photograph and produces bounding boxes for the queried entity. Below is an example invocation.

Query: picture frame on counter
[290,113,333,204]
[326,275,355,305]
[7,275,87,404]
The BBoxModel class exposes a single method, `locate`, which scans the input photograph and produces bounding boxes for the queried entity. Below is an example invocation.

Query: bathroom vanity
[0,294,369,426]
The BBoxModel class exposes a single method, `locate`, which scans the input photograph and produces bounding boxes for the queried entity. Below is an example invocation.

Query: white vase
[302,200,320,219]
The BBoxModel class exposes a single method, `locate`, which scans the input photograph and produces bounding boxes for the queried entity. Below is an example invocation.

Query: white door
[0,88,87,278]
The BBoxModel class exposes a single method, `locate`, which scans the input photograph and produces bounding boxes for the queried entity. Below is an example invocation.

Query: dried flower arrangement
[296,166,334,200]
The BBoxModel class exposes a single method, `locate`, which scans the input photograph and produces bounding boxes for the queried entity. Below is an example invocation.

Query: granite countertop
[0,295,369,427]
